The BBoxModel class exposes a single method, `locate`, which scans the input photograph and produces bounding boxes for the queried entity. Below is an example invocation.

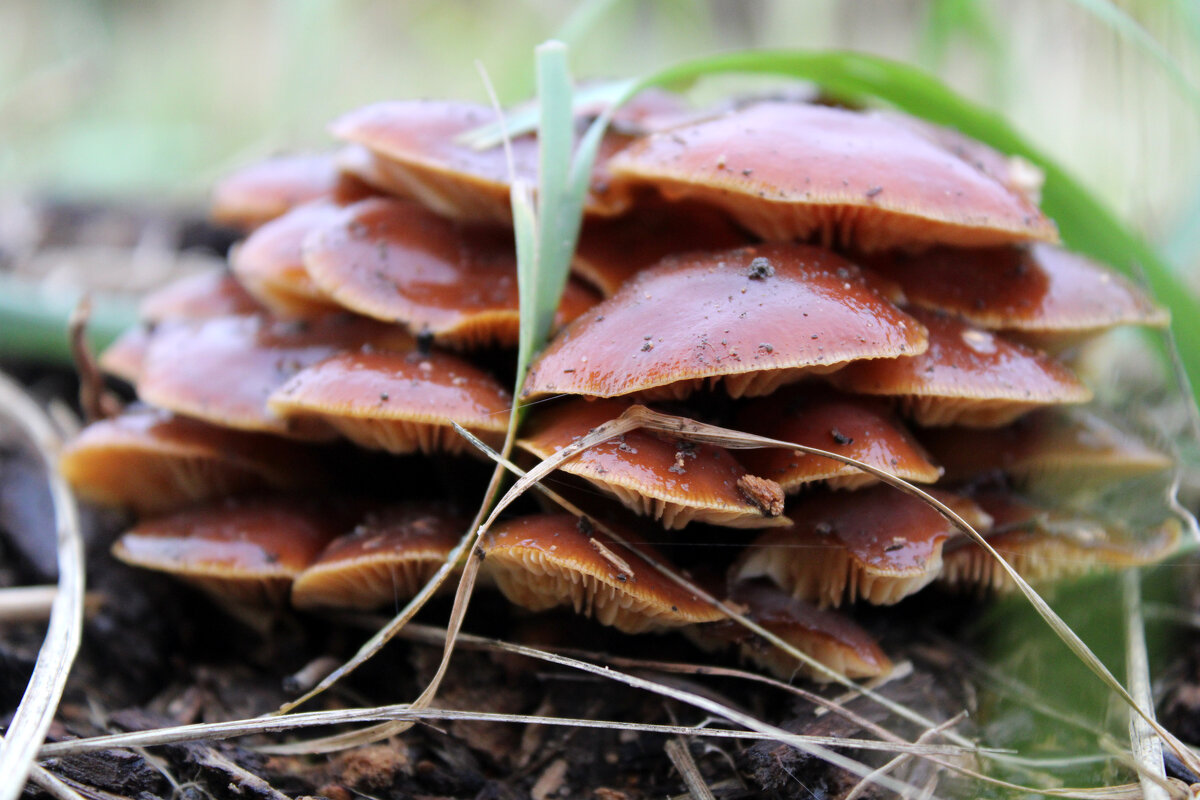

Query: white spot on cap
[961,328,997,354]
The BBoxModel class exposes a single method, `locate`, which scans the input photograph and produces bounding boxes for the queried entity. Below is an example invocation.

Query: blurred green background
[3,0,1199,270]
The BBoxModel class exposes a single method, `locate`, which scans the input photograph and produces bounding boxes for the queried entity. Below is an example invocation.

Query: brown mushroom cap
[572,200,750,297]
[112,494,351,606]
[518,397,788,530]
[522,244,928,402]
[139,270,264,322]
[303,197,600,348]
[480,514,725,633]
[98,325,153,384]
[731,487,992,607]
[861,244,1168,345]
[607,102,1058,252]
[229,201,348,318]
[883,111,1046,204]
[59,407,326,515]
[829,307,1092,427]
[939,490,1181,593]
[919,408,1173,487]
[329,100,634,224]
[291,503,468,610]
[735,386,942,491]
[268,349,511,455]
[137,314,414,439]
[210,152,371,230]
[694,582,892,681]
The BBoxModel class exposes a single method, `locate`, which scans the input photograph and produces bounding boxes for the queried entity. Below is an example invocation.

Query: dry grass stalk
[664,738,716,800]
[0,372,86,800]
[1121,570,1170,800]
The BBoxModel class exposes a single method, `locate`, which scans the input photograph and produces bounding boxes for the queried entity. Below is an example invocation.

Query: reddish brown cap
[883,111,1046,204]
[522,244,927,401]
[735,386,942,491]
[518,397,788,529]
[607,102,1058,252]
[480,514,725,633]
[861,244,1168,345]
[830,307,1092,427]
[59,407,326,515]
[303,197,599,348]
[573,200,750,296]
[292,503,468,610]
[113,494,351,606]
[229,202,348,318]
[329,100,634,224]
[939,490,1181,593]
[98,325,152,384]
[139,270,264,322]
[268,349,511,455]
[732,487,991,607]
[694,582,892,681]
[211,152,371,230]
[919,408,1173,487]
[137,314,414,439]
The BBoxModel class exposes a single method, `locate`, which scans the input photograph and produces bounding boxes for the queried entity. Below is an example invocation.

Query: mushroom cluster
[62,91,1179,681]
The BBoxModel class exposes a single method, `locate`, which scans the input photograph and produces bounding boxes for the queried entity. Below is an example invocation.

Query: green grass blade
[529,41,578,361]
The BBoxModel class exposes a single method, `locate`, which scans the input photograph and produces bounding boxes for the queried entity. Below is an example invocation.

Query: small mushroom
[734,386,942,491]
[861,244,1168,349]
[139,270,264,322]
[731,487,992,607]
[210,152,371,230]
[939,489,1181,593]
[517,397,788,529]
[919,408,1173,488]
[480,514,726,633]
[303,197,599,348]
[691,581,892,681]
[292,503,468,610]
[829,307,1092,427]
[329,100,635,224]
[112,494,352,606]
[522,244,927,401]
[607,101,1058,251]
[136,314,414,439]
[229,201,349,318]
[102,272,266,384]
[268,349,511,455]
[59,406,326,515]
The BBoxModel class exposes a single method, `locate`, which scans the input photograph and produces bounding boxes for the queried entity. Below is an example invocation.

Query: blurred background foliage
[2,0,1199,276]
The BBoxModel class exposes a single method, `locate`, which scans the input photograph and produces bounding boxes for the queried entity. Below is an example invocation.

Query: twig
[38,706,961,758]
[1121,570,1169,800]
[0,586,102,624]
[68,296,122,422]
[0,372,86,800]
[665,739,717,800]
[844,712,967,800]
